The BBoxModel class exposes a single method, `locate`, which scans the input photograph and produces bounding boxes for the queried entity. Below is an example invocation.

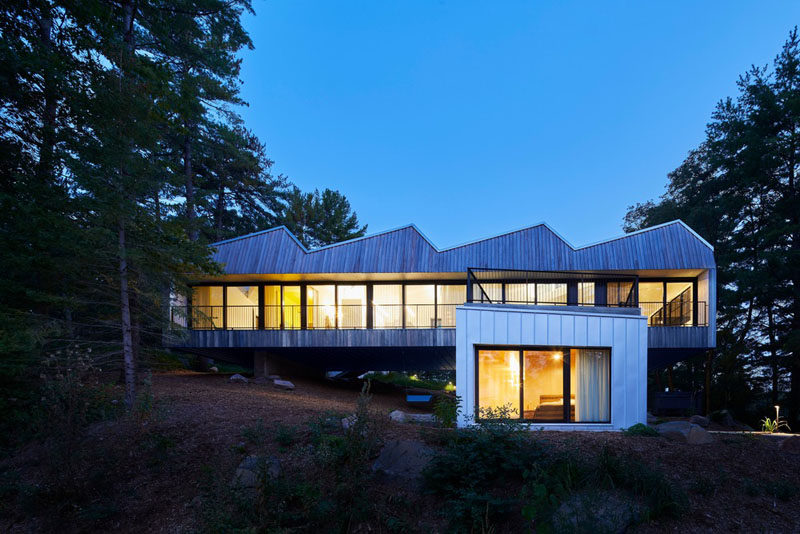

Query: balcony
[170,304,460,331]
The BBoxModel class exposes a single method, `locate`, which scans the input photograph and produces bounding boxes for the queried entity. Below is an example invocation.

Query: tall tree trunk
[215,182,224,241]
[184,131,198,241]
[767,306,779,407]
[119,221,136,409]
[118,0,137,409]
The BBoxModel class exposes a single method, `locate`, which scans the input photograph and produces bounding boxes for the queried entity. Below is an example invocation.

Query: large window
[537,283,567,305]
[523,350,565,421]
[337,285,366,329]
[607,281,634,307]
[226,286,259,329]
[405,285,435,328]
[264,286,281,329]
[477,350,520,416]
[307,285,335,329]
[666,282,693,326]
[639,282,664,325]
[477,346,610,423]
[192,286,223,329]
[437,285,466,327]
[283,286,301,329]
[639,280,695,326]
[373,284,402,328]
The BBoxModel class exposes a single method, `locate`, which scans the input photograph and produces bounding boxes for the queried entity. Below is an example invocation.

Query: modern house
[170,220,715,430]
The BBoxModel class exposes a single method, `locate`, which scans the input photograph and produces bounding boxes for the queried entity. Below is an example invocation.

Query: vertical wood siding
[210,221,715,275]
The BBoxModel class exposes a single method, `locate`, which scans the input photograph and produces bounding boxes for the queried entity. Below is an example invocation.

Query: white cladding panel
[456,305,648,430]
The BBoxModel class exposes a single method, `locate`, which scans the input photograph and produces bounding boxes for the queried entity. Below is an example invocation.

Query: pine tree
[280,186,367,248]
[625,29,800,424]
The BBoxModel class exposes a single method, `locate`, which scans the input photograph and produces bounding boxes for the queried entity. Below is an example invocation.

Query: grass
[363,371,449,390]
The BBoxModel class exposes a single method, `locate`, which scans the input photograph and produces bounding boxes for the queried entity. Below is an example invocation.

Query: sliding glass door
[476,346,610,423]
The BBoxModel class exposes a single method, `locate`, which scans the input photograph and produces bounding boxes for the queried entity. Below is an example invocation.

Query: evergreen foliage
[0,0,365,423]
[626,29,800,425]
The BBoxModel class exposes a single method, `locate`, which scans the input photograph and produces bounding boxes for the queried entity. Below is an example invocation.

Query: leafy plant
[433,394,462,428]
[761,416,791,433]
[274,423,298,451]
[241,419,269,446]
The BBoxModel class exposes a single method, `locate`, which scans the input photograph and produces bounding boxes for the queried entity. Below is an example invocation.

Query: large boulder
[273,379,295,391]
[388,410,436,424]
[372,440,433,479]
[655,421,713,444]
[232,455,281,489]
[229,373,248,384]
[779,436,800,455]
[709,409,735,428]
[689,415,710,428]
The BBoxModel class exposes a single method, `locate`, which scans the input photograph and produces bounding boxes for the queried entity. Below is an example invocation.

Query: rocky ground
[2,371,799,532]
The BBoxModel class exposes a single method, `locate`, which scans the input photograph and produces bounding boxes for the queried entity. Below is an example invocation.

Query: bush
[423,413,547,529]
[433,394,461,428]
[622,423,660,437]
[254,381,386,531]
[363,371,449,391]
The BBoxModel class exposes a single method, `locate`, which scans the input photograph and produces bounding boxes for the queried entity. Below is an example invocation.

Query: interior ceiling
[189,269,707,284]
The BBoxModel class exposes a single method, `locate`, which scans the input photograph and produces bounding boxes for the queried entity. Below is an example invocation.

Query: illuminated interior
[607,281,634,306]
[373,284,402,328]
[578,282,595,305]
[307,285,335,329]
[264,285,281,329]
[192,286,223,328]
[437,285,466,327]
[666,282,693,325]
[477,350,520,416]
[226,286,259,329]
[405,285,435,328]
[478,346,611,423]
[523,350,566,421]
[337,285,366,328]
[283,286,301,329]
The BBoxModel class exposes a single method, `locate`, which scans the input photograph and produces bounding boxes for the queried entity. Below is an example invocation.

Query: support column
[254,351,279,378]
[705,349,713,415]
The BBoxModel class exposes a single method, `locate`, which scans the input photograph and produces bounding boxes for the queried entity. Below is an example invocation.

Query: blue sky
[238,1,799,248]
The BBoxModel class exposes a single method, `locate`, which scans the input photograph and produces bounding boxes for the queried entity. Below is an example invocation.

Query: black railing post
[300,284,307,330]
[258,285,264,330]
[222,287,227,330]
[366,284,373,329]
[466,269,474,303]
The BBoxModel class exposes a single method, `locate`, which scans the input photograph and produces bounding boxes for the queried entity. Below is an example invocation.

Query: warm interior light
[552,352,562,360]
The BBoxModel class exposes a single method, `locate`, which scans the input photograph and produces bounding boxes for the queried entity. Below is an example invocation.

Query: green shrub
[423,413,548,529]
[241,419,268,446]
[255,381,386,532]
[274,423,298,451]
[433,394,461,428]
[593,447,687,519]
[363,371,448,391]
[622,423,660,437]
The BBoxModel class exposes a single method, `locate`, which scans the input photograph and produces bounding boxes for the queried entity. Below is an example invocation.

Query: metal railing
[170,303,459,330]
[640,301,707,327]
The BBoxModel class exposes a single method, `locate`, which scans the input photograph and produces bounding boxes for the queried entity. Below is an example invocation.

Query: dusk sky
[239,1,799,248]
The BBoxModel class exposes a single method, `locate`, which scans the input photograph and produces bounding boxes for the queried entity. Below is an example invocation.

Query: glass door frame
[474,344,612,423]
